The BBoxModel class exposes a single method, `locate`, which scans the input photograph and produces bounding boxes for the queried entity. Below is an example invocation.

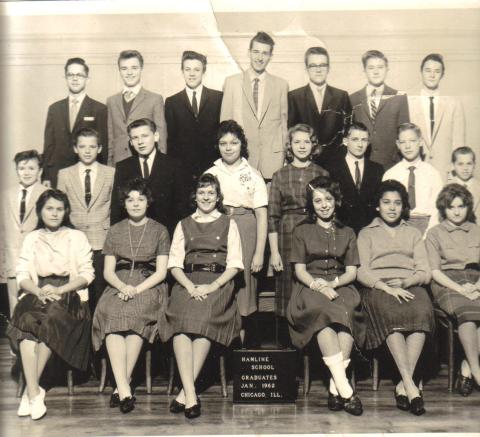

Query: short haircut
[362,50,388,68]
[127,118,157,136]
[73,128,101,147]
[305,175,344,226]
[118,50,144,68]
[285,123,320,163]
[436,183,475,223]
[249,31,275,52]
[375,179,410,221]
[190,173,226,214]
[397,122,422,139]
[304,46,330,67]
[345,122,369,138]
[452,146,476,163]
[118,177,154,209]
[35,189,74,229]
[421,53,445,75]
[181,50,207,71]
[64,57,89,76]
[215,120,249,159]
[14,149,43,168]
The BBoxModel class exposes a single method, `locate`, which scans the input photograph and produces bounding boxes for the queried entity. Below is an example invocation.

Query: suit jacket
[220,71,288,179]
[165,86,222,189]
[107,87,167,165]
[350,85,409,170]
[2,182,48,277]
[110,151,188,233]
[408,91,465,181]
[327,156,384,234]
[57,163,115,251]
[43,95,108,187]
[288,84,352,165]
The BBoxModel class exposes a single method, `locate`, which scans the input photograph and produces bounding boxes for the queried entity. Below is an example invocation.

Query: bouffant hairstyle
[285,123,320,163]
[305,175,343,226]
[215,120,249,160]
[118,178,154,209]
[436,183,476,223]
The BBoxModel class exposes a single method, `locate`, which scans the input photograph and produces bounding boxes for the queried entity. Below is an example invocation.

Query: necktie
[70,97,79,131]
[253,78,259,112]
[124,90,135,102]
[192,91,199,118]
[142,156,150,179]
[370,89,377,121]
[354,161,361,191]
[19,188,27,223]
[85,169,91,206]
[408,166,416,210]
[429,96,435,136]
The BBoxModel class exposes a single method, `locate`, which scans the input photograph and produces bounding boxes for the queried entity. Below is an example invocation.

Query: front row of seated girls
[7,175,480,421]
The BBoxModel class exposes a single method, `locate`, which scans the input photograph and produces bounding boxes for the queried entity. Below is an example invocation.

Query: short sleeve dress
[92,218,170,351]
[268,163,329,317]
[286,222,362,350]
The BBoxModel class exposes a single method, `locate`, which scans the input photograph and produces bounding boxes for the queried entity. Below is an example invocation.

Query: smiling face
[453,153,475,182]
[16,158,42,188]
[396,129,422,162]
[421,59,443,91]
[125,190,148,221]
[74,135,101,166]
[41,197,66,231]
[196,184,218,215]
[119,56,142,88]
[218,132,242,165]
[445,196,468,226]
[249,41,272,74]
[306,53,329,87]
[378,190,403,225]
[182,59,204,89]
[129,125,158,156]
[364,57,388,87]
[312,189,336,223]
[65,63,89,95]
[344,129,369,159]
[291,131,313,163]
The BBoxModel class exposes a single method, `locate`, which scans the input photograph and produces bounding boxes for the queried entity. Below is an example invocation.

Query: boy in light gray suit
[58,128,115,309]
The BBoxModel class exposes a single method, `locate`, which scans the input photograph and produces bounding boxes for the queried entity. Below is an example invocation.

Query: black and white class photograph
[0,0,479,436]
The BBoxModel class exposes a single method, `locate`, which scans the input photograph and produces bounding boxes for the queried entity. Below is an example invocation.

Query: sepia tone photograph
[0,0,479,436]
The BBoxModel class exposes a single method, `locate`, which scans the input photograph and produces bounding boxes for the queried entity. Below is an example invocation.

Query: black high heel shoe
[394,388,410,411]
[184,402,201,419]
[409,396,425,416]
[119,396,136,414]
[169,399,185,414]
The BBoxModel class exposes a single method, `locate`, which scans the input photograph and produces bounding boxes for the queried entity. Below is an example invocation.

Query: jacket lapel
[149,151,161,181]
[89,165,106,208]
[258,74,272,125]
[198,87,209,115]
[23,183,42,223]
[70,164,87,208]
[130,88,146,116]
[241,73,257,119]
[376,85,396,117]
[72,96,90,132]
[9,188,20,226]
[320,85,333,115]
[305,85,320,117]
[432,96,446,142]
[62,98,71,133]
[360,87,372,121]
[181,89,195,117]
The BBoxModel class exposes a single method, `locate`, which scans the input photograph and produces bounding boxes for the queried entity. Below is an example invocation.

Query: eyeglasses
[307,63,329,70]
[66,73,87,79]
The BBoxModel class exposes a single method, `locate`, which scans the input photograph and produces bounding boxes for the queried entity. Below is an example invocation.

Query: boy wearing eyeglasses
[288,47,352,166]
[42,57,108,188]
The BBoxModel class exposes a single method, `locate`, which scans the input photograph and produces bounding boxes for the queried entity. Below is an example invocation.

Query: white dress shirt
[167,209,244,270]
[78,161,98,193]
[122,83,142,99]
[186,84,203,107]
[366,83,384,118]
[248,69,266,118]
[138,148,156,178]
[309,82,327,113]
[345,153,365,184]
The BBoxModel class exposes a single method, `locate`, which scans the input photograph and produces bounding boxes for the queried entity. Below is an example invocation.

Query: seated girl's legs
[20,339,46,400]
[174,334,211,408]
[125,334,144,385]
[329,330,354,395]
[36,342,52,380]
[458,321,480,383]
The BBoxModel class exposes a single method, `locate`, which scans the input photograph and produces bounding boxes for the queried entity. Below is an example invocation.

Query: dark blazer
[165,86,222,190]
[288,84,352,166]
[327,155,384,234]
[110,150,188,233]
[43,95,108,187]
[350,85,409,170]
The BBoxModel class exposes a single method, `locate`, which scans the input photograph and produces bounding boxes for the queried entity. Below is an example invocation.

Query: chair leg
[98,357,107,393]
[67,369,74,396]
[220,354,228,398]
[146,349,152,394]
[372,356,379,391]
[16,369,26,398]
[167,354,175,395]
[446,319,455,392]
[351,367,356,391]
[303,353,310,397]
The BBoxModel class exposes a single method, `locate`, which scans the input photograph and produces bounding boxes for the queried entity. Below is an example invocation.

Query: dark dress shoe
[110,392,120,408]
[342,394,363,416]
[327,392,344,411]
[119,396,136,414]
[457,371,474,397]
[184,403,201,419]
[394,389,410,411]
[409,396,425,416]
[169,399,185,414]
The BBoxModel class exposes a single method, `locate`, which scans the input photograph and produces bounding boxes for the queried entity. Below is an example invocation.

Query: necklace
[128,220,148,277]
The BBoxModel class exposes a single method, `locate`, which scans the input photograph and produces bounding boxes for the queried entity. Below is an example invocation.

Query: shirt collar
[366,83,384,96]
[400,158,422,169]
[367,216,408,229]
[309,81,327,94]
[441,220,473,233]
[186,84,203,97]
[69,92,86,104]
[345,153,364,166]
[214,157,249,172]
[451,175,472,186]
[248,69,266,83]
[139,147,156,163]
[19,183,36,194]
[78,161,98,174]
[421,88,440,97]
[123,84,142,96]
[192,209,221,220]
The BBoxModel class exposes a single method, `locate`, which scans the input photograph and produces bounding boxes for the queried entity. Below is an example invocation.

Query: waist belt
[284,207,308,215]
[225,206,254,216]
[184,263,226,273]
[465,263,480,271]
[116,261,155,277]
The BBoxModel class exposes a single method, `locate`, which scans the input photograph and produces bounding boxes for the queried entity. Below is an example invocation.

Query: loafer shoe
[119,396,136,414]
[169,399,185,413]
[394,389,410,411]
[110,392,120,408]
[17,391,30,417]
[457,370,474,397]
[327,392,344,411]
[184,402,201,419]
[342,393,363,416]
[30,387,46,420]
[409,396,426,416]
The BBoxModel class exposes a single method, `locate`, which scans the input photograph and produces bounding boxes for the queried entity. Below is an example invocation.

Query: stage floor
[1,339,479,437]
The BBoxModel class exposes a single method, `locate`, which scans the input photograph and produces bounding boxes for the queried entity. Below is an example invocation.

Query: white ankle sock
[461,360,472,377]
[323,352,353,399]
[329,358,351,395]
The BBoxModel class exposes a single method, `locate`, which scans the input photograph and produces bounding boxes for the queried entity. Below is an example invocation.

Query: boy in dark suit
[350,50,409,170]
[326,122,384,234]
[165,51,222,191]
[288,46,352,166]
[110,118,187,233]
[43,57,108,188]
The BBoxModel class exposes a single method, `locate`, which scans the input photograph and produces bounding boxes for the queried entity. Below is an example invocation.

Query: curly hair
[118,178,154,209]
[35,189,74,230]
[304,175,343,225]
[375,179,410,221]
[285,123,320,163]
[436,183,476,223]
[215,120,249,159]
[191,173,226,214]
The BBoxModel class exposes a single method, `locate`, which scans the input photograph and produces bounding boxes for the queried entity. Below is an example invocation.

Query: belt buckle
[209,263,216,273]
[141,268,152,278]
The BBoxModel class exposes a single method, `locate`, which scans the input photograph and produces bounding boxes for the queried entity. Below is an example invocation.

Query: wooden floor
[1,339,479,437]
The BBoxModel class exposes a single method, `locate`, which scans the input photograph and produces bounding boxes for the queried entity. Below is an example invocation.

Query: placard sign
[233,349,297,403]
